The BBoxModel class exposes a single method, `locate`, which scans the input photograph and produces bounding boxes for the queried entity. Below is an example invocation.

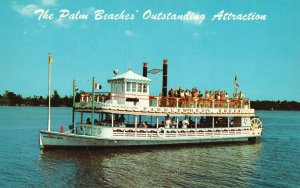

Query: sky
[0,0,299,101]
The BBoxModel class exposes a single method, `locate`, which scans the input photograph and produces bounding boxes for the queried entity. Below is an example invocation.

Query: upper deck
[74,63,254,117]
[75,92,254,116]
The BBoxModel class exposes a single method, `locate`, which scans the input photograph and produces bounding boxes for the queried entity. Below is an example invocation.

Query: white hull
[39,128,260,149]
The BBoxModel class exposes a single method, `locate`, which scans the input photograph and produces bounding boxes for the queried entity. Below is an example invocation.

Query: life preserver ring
[157,127,166,137]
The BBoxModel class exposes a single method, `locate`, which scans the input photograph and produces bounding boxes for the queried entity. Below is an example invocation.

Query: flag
[73,82,78,91]
[48,53,52,64]
[94,82,102,89]
[235,75,239,87]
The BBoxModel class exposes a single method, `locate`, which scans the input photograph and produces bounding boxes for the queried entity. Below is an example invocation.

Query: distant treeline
[0,90,300,110]
[251,100,300,111]
[0,90,80,107]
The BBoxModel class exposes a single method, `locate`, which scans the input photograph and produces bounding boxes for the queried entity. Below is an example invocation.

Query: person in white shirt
[182,117,189,128]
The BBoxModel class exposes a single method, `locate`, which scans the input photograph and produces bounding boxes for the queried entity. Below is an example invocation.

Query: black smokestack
[143,62,148,77]
[162,59,168,98]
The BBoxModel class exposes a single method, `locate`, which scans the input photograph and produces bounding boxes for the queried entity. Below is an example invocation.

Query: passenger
[105,113,112,123]
[189,117,195,125]
[191,87,199,98]
[185,89,192,107]
[240,91,245,99]
[205,90,210,99]
[86,118,91,124]
[199,91,203,98]
[178,87,185,107]
[184,89,191,98]
[225,92,229,100]
[200,117,205,127]
[118,114,125,123]
[233,91,238,99]
[182,117,189,128]
[192,87,199,107]
[140,122,148,128]
[210,90,214,100]
[94,119,98,124]
[115,114,119,122]
[168,88,176,107]
[216,90,221,100]
[120,122,126,128]
[164,115,171,128]
[171,117,176,128]
[176,87,182,97]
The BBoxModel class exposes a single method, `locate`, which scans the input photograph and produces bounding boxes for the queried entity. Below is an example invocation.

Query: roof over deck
[107,69,152,84]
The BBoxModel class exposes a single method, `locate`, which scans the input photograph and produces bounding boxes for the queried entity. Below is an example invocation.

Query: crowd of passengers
[168,87,245,101]
[165,87,245,107]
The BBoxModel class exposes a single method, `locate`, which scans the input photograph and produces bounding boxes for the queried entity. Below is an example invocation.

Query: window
[126,82,131,92]
[132,83,136,92]
[138,83,142,92]
[143,84,147,93]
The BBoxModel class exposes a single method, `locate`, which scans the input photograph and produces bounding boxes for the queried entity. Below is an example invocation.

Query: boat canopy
[107,69,152,84]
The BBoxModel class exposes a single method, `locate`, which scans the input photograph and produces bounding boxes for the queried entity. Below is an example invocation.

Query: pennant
[48,53,52,64]
[94,83,102,89]
[74,82,78,91]
[235,75,239,87]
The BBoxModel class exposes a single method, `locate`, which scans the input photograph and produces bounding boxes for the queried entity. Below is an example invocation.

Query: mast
[47,53,52,132]
[91,77,95,136]
[234,72,238,98]
[72,79,75,131]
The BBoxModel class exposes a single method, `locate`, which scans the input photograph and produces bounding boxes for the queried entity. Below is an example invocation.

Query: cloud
[193,33,201,37]
[12,3,39,17]
[182,11,205,25]
[125,30,137,37]
[53,18,71,28]
[12,0,57,17]
[85,7,96,15]
[41,0,57,6]
[80,23,88,29]
[125,30,133,37]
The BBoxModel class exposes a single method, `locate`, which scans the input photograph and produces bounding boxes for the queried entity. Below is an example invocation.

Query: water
[0,107,299,187]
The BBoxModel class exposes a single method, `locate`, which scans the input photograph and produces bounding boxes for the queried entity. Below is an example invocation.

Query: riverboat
[39,60,263,148]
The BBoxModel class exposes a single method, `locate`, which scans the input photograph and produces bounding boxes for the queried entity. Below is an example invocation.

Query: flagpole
[234,72,236,98]
[234,72,238,98]
[72,79,75,133]
[47,53,52,132]
[91,77,95,136]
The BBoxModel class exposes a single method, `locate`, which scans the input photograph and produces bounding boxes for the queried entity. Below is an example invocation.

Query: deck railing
[112,127,251,138]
